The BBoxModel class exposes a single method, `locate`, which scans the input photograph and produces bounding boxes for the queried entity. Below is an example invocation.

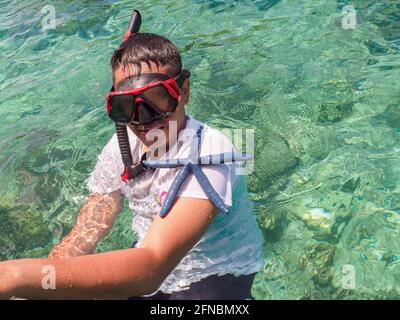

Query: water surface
[0,0,399,299]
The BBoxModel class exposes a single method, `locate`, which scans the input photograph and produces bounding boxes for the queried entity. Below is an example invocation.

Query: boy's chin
[141,136,168,150]
[135,127,167,145]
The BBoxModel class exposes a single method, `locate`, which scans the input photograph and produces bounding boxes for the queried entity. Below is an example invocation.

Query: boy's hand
[49,190,123,258]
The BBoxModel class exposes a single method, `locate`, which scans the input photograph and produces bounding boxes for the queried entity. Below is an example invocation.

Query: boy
[0,32,264,300]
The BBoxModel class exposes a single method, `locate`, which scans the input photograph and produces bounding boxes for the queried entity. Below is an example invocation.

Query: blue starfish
[143,126,254,218]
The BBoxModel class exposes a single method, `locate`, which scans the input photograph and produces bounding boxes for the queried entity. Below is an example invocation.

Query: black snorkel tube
[122,9,142,43]
[113,10,150,182]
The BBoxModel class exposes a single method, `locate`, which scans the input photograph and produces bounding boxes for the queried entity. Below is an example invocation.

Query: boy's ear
[182,79,190,105]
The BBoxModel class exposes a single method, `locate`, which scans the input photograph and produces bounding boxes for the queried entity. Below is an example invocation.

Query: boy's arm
[0,197,217,300]
[48,190,124,258]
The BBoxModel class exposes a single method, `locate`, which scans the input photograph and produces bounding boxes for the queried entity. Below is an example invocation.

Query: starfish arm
[159,163,192,218]
[191,164,229,214]
[143,158,188,168]
[198,152,254,165]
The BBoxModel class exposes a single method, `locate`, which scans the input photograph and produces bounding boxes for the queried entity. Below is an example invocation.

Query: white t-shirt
[87,116,265,294]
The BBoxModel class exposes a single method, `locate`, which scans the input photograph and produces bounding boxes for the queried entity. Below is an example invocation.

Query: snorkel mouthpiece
[115,9,149,181]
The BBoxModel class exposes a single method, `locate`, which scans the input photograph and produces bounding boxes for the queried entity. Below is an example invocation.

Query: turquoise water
[1,0,400,299]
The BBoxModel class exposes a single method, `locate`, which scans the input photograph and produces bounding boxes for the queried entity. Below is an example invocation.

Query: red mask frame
[106,71,189,124]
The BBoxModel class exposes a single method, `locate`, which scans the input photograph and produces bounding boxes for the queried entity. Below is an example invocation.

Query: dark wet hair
[110,33,182,79]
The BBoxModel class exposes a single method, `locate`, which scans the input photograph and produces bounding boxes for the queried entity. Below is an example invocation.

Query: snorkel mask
[107,10,190,181]
[106,71,190,125]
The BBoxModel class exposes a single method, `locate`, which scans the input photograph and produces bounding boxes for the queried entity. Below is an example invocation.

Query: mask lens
[108,94,135,122]
[141,84,178,114]
[134,101,163,124]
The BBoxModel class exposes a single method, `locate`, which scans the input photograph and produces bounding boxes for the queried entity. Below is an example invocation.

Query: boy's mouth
[138,122,165,131]
[137,121,166,140]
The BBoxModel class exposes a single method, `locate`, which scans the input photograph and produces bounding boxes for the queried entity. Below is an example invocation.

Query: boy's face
[113,62,190,150]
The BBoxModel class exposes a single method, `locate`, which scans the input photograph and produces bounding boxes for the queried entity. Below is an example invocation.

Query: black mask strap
[175,69,191,88]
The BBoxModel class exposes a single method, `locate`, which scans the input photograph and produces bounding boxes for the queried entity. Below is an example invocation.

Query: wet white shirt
[87,116,264,293]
